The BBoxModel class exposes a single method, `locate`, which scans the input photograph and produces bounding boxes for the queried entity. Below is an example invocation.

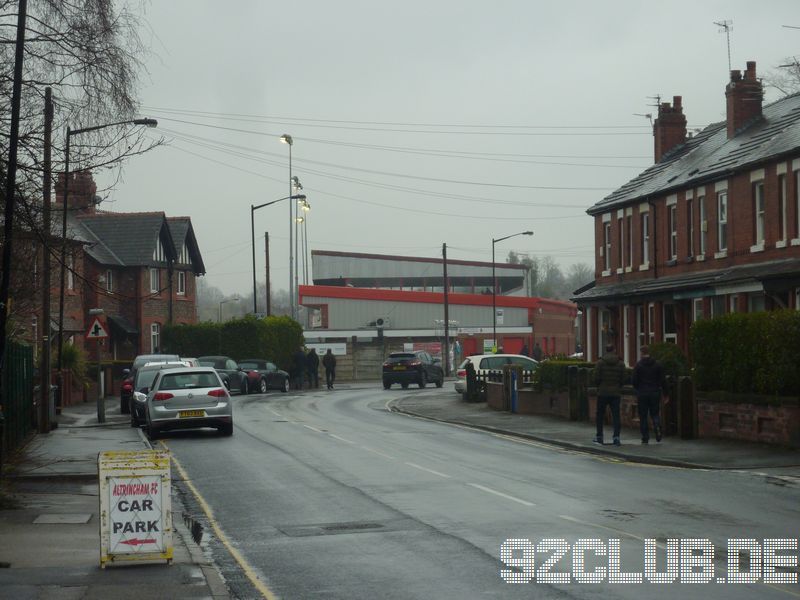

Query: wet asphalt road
[162,384,799,599]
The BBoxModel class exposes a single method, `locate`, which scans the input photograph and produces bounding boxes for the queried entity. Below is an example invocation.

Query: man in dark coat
[593,344,626,446]
[632,345,666,444]
[292,348,307,390]
[532,342,543,362]
[306,348,320,388]
[520,343,529,357]
[322,349,337,389]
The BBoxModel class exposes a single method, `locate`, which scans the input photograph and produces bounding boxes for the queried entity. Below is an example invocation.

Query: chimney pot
[730,69,742,82]
[673,96,682,110]
[726,60,763,138]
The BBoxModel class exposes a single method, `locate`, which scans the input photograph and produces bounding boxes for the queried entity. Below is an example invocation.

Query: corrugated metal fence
[1,340,34,460]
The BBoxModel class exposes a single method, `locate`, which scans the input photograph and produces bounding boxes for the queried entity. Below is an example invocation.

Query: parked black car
[382,351,444,389]
[197,356,248,394]
[238,359,290,393]
[120,353,180,413]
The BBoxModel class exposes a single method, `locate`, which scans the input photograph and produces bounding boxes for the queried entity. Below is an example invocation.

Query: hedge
[532,359,594,391]
[690,310,800,396]
[162,315,304,372]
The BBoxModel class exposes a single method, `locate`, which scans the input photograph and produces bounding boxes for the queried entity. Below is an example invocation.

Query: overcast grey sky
[96,0,799,297]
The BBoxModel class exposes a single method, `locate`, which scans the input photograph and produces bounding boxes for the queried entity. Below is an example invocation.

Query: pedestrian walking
[532,342,543,362]
[322,349,337,389]
[593,343,626,446]
[520,343,529,357]
[632,345,666,444]
[292,347,307,390]
[306,348,320,388]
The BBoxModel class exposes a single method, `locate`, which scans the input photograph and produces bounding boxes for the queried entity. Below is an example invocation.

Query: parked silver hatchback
[145,366,233,439]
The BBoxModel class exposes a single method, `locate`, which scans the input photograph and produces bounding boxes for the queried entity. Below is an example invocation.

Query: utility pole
[0,0,28,427]
[265,232,271,317]
[442,243,450,377]
[40,87,53,433]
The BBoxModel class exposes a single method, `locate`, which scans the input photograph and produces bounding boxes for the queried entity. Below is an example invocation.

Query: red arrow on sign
[119,538,156,546]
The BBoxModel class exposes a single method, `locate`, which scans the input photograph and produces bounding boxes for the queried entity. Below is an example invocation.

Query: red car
[238,359,290,394]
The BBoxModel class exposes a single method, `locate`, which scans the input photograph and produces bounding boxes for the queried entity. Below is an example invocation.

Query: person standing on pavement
[520,343,529,357]
[292,347,307,390]
[532,342,543,362]
[306,348,320,388]
[322,349,337,389]
[632,345,666,444]
[593,343,626,446]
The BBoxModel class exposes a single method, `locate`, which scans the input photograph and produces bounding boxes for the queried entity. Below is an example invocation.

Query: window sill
[601,270,611,277]
[714,251,727,259]
[776,240,788,249]
[696,255,706,262]
[665,258,677,267]
[625,266,633,273]
[638,262,650,271]
[749,243,765,253]
[615,268,624,274]
[791,238,800,247]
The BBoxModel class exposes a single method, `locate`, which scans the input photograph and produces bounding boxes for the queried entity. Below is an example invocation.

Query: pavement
[389,387,800,473]
[0,398,230,599]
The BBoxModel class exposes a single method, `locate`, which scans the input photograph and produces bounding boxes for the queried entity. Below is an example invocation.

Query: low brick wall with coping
[697,393,800,447]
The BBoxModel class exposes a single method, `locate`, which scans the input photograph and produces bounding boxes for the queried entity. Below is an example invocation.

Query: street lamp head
[291,176,302,190]
[295,216,305,224]
[292,193,307,202]
[133,118,158,128]
[280,134,293,146]
[523,231,533,236]
[300,200,311,212]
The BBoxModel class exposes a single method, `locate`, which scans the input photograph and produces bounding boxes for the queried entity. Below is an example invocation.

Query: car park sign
[98,450,172,566]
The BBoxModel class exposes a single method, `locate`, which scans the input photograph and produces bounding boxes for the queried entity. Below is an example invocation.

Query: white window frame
[648,303,655,343]
[150,322,160,353]
[795,168,800,243]
[662,303,677,344]
[717,191,728,253]
[796,288,800,311]
[617,216,624,273]
[153,239,166,262]
[603,222,611,273]
[177,271,186,296]
[626,214,633,269]
[669,204,678,260]
[698,195,707,256]
[106,269,113,293]
[753,180,765,248]
[640,212,650,268]
[778,174,787,245]
[729,294,737,313]
[693,298,703,322]
[149,268,159,293]
[179,242,190,264]
[687,198,694,258]
[67,254,74,290]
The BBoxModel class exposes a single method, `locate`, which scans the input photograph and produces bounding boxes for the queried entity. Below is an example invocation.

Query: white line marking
[267,408,282,417]
[467,483,535,507]
[405,462,451,478]
[329,433,355,444]
[360,446,396,460]
[302,424,324,433]
[558,515,666,549]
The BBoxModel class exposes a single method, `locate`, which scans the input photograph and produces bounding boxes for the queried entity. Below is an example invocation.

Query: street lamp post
[300,199,311,284]
[56,118,157,409]
[280,134,294,318]
[251,194,307,315]
[492,231,533,351]
[218,296,240,323]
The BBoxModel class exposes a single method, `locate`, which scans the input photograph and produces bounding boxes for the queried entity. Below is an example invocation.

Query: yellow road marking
[162,441,277,600]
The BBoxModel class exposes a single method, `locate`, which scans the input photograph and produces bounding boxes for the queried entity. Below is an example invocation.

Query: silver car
[145,366,233,439]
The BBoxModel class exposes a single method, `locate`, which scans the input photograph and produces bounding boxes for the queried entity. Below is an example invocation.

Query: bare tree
[1,0,158,334]
[764,56,800,97]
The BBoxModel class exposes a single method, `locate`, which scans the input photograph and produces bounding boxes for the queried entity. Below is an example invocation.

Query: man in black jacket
[593,344,626,446]
[632,345,666,444]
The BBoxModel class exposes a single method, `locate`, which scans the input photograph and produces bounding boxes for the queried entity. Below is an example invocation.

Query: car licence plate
[393,366,405,370]
[179,410,205,418]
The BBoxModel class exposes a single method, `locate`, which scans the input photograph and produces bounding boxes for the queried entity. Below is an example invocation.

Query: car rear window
[386,353,415,363]
[135,370,160,391]
[238,361,259,370]
[159,371,219,390]
[198,359,224,369]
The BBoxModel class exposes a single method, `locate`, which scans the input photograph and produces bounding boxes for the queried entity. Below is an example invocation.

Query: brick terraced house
[573,62,800,366]
[49,171,205,401]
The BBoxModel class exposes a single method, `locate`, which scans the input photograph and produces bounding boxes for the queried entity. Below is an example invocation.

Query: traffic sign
[86,317,109,339]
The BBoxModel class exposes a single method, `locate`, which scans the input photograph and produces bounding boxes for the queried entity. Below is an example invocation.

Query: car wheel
[383,380,391,389]
[401,382,409,389]
[435,375,444,388]
[259,378,268,394]
[419,372,427,388]
[120,397,129,414]
[218,422,233,436]
[281,377,289,393]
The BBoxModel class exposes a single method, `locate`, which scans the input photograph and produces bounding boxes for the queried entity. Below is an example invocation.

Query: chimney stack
[725,61,763,138]
[653,95,687,163]
[55,170,97,214]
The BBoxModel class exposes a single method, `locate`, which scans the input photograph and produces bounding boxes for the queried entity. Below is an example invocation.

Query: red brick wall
[698,399,800,447]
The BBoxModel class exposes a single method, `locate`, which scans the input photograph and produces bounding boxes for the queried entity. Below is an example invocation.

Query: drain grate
[278,520,388,537]
[322,522,384,532]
